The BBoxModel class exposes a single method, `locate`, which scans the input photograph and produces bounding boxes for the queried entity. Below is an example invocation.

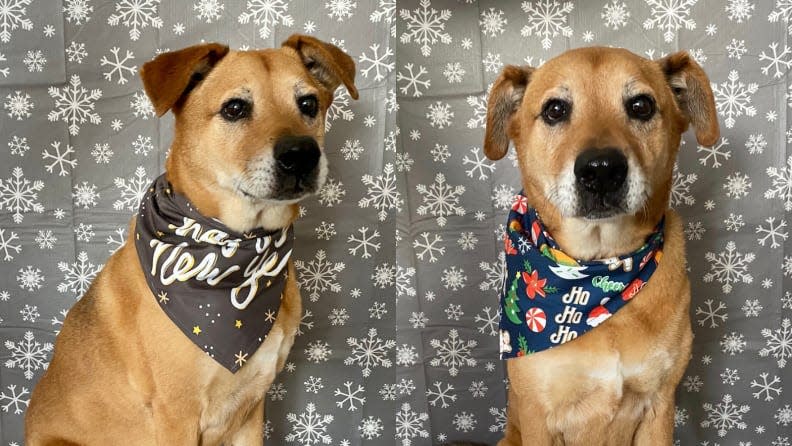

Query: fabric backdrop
[0,1,789,445]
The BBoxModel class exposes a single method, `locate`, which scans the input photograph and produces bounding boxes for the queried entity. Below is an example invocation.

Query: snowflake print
[642,0,697,43]
[441,266,466,291]
[0,166,44,224]
[326,89,354,132]
[340,139,364,160]
[443,62,465,84]
[285,402,333,445]
[0,0,33,43]
[358,416,383,439]
[474,306,499,336]
[23,49,45,72]
[756,217,788,248]
[465,94,487,129]
[107,0,163,41]
[721,331,747,355]
[399,0,452,57]
[727,38,748,59]
[457,231,477,250]
[751,373,783,401]
[0,227,20,261]
[113,166,150,211]
[130,91,154,119]
[0,52,8,77]
[4,91,34,120]
[760,318,792,368]
[64,0,93,24]
[132,134,153,156]
[395,402,429,445]
[413,232,445,263]
[685,221,705,240]
[344,327,395,377]
[194,0,224,23]
[369,0,395,32]
[482,52,503,73]
[724,213,744,232]
[347,226,381,259]
[334,381,365,411]
[462,147,496,180]
[35,230,56,250]
[520,0,574,50]
[91,142,113,163]
[701,394,750,437]
[325,0,356,21]
[57,251,101,297]
[16,265,43,291]
[295,250,345,302]
[602,1,630,29]
[238,0,293,39]
[318,177,345,206]
[723,172,751,199]
[491,184,516,209]
[742,299,762,317]
[0,384,29,415]
[759,42,792,78]
[359,163,403,221]
[765,155,792,211]
[453,412,477,432]
[48,75,102,136]
[424,101,455,129]
[726,0,754,22]
[429,329,477,376]
[746,133,766,154]
[720,368,740,385]
[19,304,38,323]
[4,331,53,380]
[703,241,754,294]
[711,70,757,129]
[696,299,728,328]
[65,41,87,64]
[416,173,465,227]
[74,223,94,242]
[304,340,331,364]
[100,47,137,85]
[42,141,76,176]
[72,181,99,209]
[397,63,430,97]
[315,221,336,240]
[358,44,394,82]
[683,375,704,392]
[328,307,349,326]
[479,8,506,37]
[7,135,29,156]
[697,137,730,168]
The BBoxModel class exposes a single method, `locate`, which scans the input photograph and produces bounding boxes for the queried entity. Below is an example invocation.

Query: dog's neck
[165,151,298,234]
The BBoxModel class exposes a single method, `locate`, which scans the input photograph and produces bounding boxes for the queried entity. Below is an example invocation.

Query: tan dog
[484,48,718,445]
[25,35,357,445]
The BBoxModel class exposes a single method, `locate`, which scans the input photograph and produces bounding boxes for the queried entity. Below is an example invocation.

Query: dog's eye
[297,95,319,118]
[541,99,571,125]
[626,95,655,121]
[220,99,250,121]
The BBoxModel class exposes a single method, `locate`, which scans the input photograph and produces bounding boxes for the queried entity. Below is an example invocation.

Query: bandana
[499,192,664,359]
[135,174,294,372]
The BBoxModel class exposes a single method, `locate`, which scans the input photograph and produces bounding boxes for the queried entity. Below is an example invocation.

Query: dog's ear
[140,43,229,117]
[656,51,719,146]
[282,34,359,100]
[484,65,534,160]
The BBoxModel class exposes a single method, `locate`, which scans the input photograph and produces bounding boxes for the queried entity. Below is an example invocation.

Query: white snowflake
[326,89,354,132]
[0,52,7,77]
[0,166,44,224]
[285,402,333,445]
[358,44,394,82]
[4,331,52,380]
[325,0,355,21]
[238,0,293,39]
[65,41,87,64]
[64,0,93,24]
[474,306,499,336]
[466,94,487,129]
[602,0,630,29]
[720,368,740,385]
[742,299,762,317]
[0,0,33,43]
[726,0,754,22]
[765,155,792,211]
[295,250,345,302]
[318,177,345,206]
[130,91,154,119]
[100,47,137,85]
[16,265,43,291]
[642,0,697,43]
[751,372,782,401]
[132,134,153,156]
[453,412,477,432]
[314,221,336,241]
[193,0,224,22]
[347,227,381,259]
[304,340,331,363]
[430,143,450,163]
[491,184,516,209]
[669,164,697,207]
[412,232,444,263]
[340,139,364,160]
[71,181,99,209]
[756,217,788,248]
[759,42,792,78]
[23,49,45,72]
[479,7,506,36]
[441,266,466,291]
[344,328,394,377]
[8,135,29,156]
[369,0,396,35]
[703,241,754,294]
[0,384,29,415]
[74,223,94,242]
[462,147,496,180]
[395,402,429,445]
[701,394,750,437]
[685,221,706,240]
[358,416,383,439]
[35,229,56,250]
[42,141,77,176]
[415,173,465,227]
[399,0,452,57]
[723,172,751,199]
[521,0,574,50]
[697,137,730,168]
[711,70,757,129]
[457,231,478,251]
[57,251,101,297]
[683,375,704,392]
[760,318,792,368]
[0,228,20,261]
[107,0,163,41]
[746,133,766,154]
[359,163,403,221]
[727,38,748,59]
[482,52,503,73]
[489,407,507,433]
[429,329,477,376]
[112,166,148,213]
[48,75,102,136]
[397,63,430,97]
[443,62,465,84]
[724,213,744,232]
[19,304,38,323]
[4,91,34,120]
[721,331,747,355]
[395,264,416,297]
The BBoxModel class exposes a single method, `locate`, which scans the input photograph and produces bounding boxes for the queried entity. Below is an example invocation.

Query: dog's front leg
[630,391,675,445]
[498,390,557,446]
[227,400,264,446]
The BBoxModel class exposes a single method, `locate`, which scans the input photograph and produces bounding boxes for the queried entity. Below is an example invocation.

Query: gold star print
[234,351,248,367]
[266,280,272,287]
[264,309,276,323]
[235,319,243,329]
[157,291,169,303]
[193,325,201,335]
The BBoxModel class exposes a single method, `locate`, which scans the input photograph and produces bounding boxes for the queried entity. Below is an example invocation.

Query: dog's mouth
[576,190,627,220]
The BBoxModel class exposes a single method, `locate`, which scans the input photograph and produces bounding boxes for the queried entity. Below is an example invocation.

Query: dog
[25,35,357,445]
[483,48,718,445]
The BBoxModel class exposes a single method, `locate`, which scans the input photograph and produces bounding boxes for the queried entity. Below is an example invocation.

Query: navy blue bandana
[135,174,294,372]
[499,192,664,359]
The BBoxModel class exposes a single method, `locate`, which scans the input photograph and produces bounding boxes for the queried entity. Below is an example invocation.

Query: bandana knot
[499,192,664,359]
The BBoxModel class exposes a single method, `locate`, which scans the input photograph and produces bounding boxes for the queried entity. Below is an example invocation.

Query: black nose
[574,148,628,195]
[274,136,320,177]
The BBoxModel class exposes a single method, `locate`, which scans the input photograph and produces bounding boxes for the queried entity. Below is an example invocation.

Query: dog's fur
[484,48,718,445]
[25,35,357,446]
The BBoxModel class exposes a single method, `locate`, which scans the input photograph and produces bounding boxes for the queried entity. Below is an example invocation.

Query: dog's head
[484,48,718,225]
[140,35,358,230]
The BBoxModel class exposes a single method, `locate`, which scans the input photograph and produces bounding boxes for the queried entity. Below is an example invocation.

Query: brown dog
[484,48,718,445]
[25,35,357,445]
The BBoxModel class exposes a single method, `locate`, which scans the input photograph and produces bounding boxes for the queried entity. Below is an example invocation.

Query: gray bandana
[134,174,294,373]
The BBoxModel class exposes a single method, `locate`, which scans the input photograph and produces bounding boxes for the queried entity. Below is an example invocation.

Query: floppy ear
[282,34,359,100]
[484,65,534,160]
[140,43,229,117]
[656,51,719,146]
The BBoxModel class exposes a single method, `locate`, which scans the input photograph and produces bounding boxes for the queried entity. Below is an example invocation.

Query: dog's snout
[574,148,628,195]
[274,136,320,176]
